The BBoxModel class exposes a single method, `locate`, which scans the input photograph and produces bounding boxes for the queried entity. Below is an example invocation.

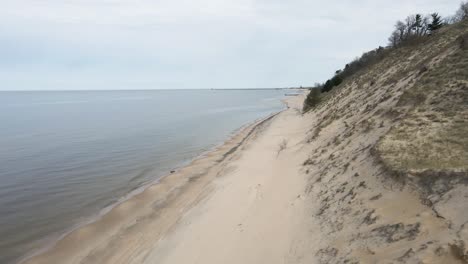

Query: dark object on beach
[170,170,175,173]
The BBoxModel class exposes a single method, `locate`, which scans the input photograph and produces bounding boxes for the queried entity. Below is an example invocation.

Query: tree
[414,14,423,35]
[421,15,431,35]
[428,13,443,32]
[405,15,417,37]
[453,1,468,22]
[396,20,407,41]
[411,14,430,36]
[388,30,400,47]
[388,20,408,47]
[460,1,468,19]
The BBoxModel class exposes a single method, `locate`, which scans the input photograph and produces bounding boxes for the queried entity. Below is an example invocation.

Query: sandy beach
[23,93,313,264]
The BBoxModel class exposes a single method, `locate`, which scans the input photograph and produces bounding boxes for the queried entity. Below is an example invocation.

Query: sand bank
[23,94,315,264]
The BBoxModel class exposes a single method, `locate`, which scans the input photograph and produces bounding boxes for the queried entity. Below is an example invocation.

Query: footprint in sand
[255,184,263,200]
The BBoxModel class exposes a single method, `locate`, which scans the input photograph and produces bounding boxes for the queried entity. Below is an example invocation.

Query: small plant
[303,158,315,166]
[277,139,288,157]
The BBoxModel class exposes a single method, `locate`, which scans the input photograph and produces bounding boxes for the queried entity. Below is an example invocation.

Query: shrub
[303,88,321,112]
[320,47,389,94]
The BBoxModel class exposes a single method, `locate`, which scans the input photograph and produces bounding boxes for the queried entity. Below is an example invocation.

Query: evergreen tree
[414,14,423,35]
[428,13,443,32]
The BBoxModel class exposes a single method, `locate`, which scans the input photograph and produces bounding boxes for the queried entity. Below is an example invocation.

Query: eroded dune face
[301,20,468,263]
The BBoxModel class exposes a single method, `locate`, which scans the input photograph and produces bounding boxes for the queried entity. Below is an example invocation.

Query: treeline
[321,46,389,92]
[388,13,444,47]
[388,1,467,47]
[303,1,468,112]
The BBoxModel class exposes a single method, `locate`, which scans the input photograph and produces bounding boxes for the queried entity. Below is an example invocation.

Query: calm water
[0,89,286,263]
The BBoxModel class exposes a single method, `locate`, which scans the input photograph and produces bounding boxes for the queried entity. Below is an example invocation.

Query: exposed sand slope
[299,20,468,263]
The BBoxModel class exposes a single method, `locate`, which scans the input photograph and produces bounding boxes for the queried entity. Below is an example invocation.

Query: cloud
[0,0,462,90]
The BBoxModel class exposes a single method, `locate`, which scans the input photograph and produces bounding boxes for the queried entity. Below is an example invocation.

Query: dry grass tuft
[277,139,288,157]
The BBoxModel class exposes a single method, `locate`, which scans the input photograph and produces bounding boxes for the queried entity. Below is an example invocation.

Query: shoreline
[20,107,287,264]
[139,93,310,263]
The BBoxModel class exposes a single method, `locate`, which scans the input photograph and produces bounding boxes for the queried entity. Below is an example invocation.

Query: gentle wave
[1,96,152,108]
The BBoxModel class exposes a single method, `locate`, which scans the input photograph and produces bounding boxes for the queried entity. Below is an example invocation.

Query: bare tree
[405,15,417,37]
[421,15,431,35]
[414,14,424,36]
[460,1,468,19]
[388,30,400,47]
[395,20,407,41]
[453,1,468,22]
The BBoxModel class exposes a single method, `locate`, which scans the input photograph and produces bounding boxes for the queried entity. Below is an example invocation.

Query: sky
[0,0,462,90]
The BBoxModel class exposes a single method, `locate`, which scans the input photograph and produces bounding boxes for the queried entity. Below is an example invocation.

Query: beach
[23,93,313,263]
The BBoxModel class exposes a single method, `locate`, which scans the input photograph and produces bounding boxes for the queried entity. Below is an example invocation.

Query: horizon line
[0,87,306,92]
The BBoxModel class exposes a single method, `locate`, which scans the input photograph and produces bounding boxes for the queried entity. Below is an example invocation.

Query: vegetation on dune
[377,29,468,172]
[302,88,321,112]
[302,1,468,112]
[301,1,468,174]
[298,3,468,263]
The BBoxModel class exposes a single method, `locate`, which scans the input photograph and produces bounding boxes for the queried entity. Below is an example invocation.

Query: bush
[303,88,322,112]
[321,75,343,92]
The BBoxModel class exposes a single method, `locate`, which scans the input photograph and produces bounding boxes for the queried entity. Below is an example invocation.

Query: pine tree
[428,13,443,32]
[414,14,423,35]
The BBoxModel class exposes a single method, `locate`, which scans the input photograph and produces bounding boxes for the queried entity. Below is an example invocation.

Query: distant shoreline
[0,88,300,92]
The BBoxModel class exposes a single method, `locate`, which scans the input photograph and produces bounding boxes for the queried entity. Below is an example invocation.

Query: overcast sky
[0,0,461,90]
